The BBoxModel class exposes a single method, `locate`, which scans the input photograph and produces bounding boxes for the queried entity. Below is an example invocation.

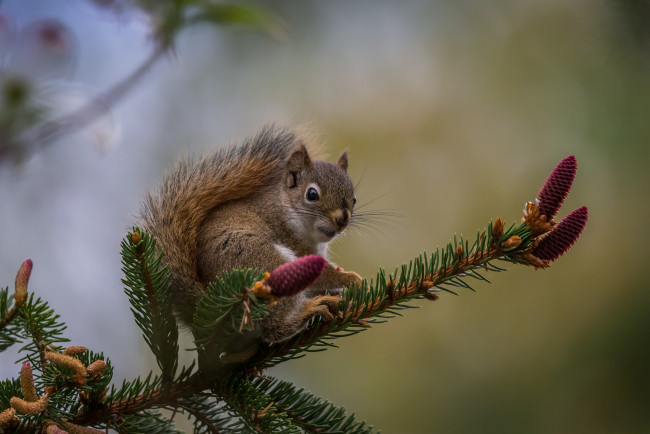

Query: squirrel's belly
[274,244,298,262]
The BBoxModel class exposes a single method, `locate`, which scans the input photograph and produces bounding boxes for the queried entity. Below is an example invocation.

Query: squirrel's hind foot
[299,295,342,322]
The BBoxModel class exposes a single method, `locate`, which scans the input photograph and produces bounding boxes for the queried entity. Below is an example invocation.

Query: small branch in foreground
[72,374,206,427]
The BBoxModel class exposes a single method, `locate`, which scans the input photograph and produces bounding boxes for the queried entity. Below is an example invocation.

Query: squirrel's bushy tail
[140,125,297,324]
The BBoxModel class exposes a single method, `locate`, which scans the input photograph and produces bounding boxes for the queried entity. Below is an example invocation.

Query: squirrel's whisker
[140,125,363,356]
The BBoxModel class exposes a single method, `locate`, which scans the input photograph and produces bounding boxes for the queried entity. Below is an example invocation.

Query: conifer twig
[75,156,589,429]
[0,260,32,333]
[251,155,588,367]
[1,156,588,432]
[71,373,207,426]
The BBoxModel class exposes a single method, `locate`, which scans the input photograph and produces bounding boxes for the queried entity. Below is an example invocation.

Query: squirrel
[140,125,362,352]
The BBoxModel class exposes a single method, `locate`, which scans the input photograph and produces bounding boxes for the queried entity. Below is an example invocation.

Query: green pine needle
[178,393,241,433]
[253,220,535,368]
[192,269,268,363]
[17,293,69,369]
[0,286,22,351]
[121,228,179,383]
[248,375,378,434]
[220,374,301,433]
[117,410,183,434]
[0,216,549,432]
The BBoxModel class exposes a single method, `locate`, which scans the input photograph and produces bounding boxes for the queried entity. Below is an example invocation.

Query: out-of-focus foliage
[0,17,76,162]
[0,0,280,164]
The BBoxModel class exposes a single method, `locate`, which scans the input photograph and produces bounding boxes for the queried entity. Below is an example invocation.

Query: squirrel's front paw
[338,269,363,289]
[299,295,341,322]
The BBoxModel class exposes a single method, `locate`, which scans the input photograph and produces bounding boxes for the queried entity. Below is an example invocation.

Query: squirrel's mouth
[317,227,337,239]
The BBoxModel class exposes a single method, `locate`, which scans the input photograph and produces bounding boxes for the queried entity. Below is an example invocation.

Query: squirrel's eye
[353,196,357,205]
[306,187,320,202]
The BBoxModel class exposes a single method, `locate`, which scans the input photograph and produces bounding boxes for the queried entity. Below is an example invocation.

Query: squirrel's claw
[300,295,341,322]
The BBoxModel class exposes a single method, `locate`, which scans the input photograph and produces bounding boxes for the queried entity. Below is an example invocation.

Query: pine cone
[266,255,327,297]
[533,206,588,262]
[536,156,577,220]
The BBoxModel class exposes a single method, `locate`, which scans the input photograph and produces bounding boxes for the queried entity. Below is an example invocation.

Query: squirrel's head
[283,144,355,246]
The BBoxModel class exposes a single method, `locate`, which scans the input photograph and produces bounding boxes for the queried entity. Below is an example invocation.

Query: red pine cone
[533,206,588,262]
[537,156,577,220]
[266,255,327,298]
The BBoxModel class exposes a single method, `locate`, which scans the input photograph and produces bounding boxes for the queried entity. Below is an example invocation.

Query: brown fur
[140,125,362,352]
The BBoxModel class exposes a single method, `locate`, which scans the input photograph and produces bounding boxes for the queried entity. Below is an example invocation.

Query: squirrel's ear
[337,151,349,172]
[286,144,311,188]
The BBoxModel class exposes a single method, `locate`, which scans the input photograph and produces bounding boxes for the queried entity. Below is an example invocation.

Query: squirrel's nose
[334,209,349,228]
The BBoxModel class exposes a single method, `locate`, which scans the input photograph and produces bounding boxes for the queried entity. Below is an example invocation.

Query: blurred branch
[0,2,284,164]
[27,43,168,147]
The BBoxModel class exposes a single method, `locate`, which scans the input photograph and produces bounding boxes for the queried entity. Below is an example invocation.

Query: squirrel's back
[140,126,298,322]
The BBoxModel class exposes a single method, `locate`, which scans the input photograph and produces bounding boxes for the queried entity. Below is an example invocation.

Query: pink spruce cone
[533,206,588,262]
[14,259,33,304]
[265,255,327,298]
[537,156,577,220]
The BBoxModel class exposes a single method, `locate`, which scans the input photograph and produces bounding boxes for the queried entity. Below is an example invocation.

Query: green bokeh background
[3,0,650,432]
[256,2,650,432]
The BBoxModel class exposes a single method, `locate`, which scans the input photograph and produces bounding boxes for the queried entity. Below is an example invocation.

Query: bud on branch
[14,259,32,305]
[523,156,588,263]
[536,155,577,220]
[252,255,327,301]
[533,207,588,262]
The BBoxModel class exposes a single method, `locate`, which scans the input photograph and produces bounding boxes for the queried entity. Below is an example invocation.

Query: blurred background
[1,0,649,432]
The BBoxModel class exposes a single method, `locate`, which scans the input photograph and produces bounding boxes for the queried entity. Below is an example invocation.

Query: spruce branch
[218,375,298,433]
[59,362,196,429]
[116,409,182,434]
[177,393,232,433]
[0,287,22,352]
[18,293,70,371]
[252,220,537,367]
[249,155,589,368]
[1,156,589,432]
[0,377,22,410]
[121,228,179,384]
[192,269,270,368]
[4,260,71,375]
[247,376,377,434]
[0,260,33,351]
[5,348,113,433]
